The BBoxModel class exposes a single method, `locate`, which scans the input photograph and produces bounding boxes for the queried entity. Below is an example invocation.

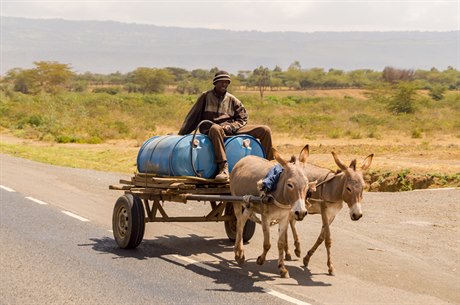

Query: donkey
[230,145,315,278]
[285,151,373,275]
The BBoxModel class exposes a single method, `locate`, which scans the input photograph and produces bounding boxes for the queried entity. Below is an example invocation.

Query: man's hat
[213,71,231,84]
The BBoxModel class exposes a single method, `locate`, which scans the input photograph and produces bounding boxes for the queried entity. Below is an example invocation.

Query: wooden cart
[109,173,272,249]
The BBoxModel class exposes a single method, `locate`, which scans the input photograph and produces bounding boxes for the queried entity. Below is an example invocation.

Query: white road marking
[413,187,457,192]
[0,185,16,192]
[401,220,435,227]
[171,254,312,305]
[171,254,220,272]
[62,211,90,222]
[25,196,48,205]
[266,289,313,305]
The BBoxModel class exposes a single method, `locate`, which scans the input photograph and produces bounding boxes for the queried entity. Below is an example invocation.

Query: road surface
[1,154,459,305]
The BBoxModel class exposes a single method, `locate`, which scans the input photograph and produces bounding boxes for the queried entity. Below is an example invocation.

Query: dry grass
[2,130,459,177]
[1,88,459,189]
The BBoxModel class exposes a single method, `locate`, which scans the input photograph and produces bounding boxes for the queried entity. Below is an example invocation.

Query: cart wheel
[224,203,256,243]
[112,194,145,249]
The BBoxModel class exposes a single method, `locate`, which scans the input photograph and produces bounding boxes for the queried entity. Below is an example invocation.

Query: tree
[5,61,74,94]
[382,66,414,84]
[130,67,174,93]
[5,68,39,94]
[249,66,271,99]
[288,61,301,71]
[165,67,189,82]
[285,62,303,89]
[33,61,75,93]
[191,69,212,80]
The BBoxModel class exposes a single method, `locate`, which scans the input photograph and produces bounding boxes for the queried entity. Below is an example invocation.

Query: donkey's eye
[287,183,294,189]
[346,187,352,192]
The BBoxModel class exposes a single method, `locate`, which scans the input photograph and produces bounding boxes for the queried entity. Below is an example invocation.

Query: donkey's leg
[303,226,325,267]
[283,229,292,261]
[277,215,291,278]
[283,217,300,261]
[289,217,301,258]
[256,210,271,266]
[324,215,336,275]
[303,202,328,268]
[233,202,250,264]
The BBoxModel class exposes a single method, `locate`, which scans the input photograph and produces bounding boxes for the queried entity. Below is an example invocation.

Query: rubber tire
[112,194,145,249]
[224,203,256,243]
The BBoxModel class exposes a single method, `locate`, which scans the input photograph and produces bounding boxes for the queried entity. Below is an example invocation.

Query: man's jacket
[178,89,248,135]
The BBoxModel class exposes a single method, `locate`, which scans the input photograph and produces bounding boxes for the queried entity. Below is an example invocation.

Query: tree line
[1,61,458,98]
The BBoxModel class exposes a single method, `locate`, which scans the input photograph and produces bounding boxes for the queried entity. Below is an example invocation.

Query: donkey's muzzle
[294,210,307,221]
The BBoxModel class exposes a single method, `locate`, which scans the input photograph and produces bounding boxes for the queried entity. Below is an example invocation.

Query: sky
[1,0,459,32]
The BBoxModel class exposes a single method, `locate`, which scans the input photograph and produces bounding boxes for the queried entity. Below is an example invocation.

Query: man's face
[215,80,230,94]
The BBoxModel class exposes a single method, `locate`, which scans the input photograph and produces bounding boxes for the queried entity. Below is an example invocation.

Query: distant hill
[1,16,457,74]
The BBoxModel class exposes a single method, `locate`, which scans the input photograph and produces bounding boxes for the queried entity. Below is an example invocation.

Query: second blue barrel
[136,134,265,178]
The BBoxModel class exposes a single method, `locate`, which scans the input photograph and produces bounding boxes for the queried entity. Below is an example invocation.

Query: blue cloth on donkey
[260,163,284,192]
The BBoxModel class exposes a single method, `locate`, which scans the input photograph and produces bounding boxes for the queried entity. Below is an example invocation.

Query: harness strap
[273,201,292,209]
[308,171,344,205]
[307,198,340,204]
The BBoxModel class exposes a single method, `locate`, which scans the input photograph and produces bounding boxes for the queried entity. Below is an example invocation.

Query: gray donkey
[230,145,316,278]
[286,151,374,275]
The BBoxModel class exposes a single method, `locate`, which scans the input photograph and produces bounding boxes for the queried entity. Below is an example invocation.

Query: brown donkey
[230,145,315,278]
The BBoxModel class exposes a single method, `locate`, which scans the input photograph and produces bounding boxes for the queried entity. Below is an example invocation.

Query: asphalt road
[1,154,459,305]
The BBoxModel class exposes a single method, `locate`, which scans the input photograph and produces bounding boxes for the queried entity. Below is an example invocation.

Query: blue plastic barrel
[136,134,265,178]
[137,134,216,178]
[225,135,265,172]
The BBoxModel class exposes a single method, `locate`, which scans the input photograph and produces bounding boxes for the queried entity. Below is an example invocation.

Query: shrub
[92,87,120,95]
[56,135,78,143]
[411,129,423,138]
[428,85,447,101]
[388,82,417,114]
[327,129,342,139]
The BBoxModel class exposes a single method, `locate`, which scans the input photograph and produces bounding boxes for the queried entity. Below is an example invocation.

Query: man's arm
[178,93,206,135]
[226,97,248,133]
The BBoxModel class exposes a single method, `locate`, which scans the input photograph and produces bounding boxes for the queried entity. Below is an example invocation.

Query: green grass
[0,142,138,173]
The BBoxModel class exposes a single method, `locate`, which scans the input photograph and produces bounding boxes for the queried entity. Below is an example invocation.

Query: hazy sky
[1,0,459,32]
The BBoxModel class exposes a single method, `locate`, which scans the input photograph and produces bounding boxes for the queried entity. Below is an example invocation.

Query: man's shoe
[215,162,229,181]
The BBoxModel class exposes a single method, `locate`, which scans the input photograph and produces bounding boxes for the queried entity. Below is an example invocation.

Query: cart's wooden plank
[131,181,197,190]
[109,184,132,190]
[119,179,133,185]
[132,182,190,189]
[130,188,163,195]
[135,173,228,185]
[163,188,231,195]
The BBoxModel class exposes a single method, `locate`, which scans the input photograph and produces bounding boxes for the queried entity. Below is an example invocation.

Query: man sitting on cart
[178,70,274,181]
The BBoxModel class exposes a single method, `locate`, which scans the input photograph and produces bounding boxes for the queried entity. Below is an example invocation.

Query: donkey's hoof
[294,249,301,258]
[303,256,311,267]
[235,255,245,264]
[256,256,265,265]
[328,268,335,276]
[285,253,292,261]
[280,269,290,278]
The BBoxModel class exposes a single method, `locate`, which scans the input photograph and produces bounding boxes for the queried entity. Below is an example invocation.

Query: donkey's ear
[361,153,374,171]
[332,151,348,171]
[299,144,309,163]
[349,159,357,171]
[273,148,288,167]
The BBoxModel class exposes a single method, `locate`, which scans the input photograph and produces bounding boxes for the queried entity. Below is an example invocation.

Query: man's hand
[223,125,234,135]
